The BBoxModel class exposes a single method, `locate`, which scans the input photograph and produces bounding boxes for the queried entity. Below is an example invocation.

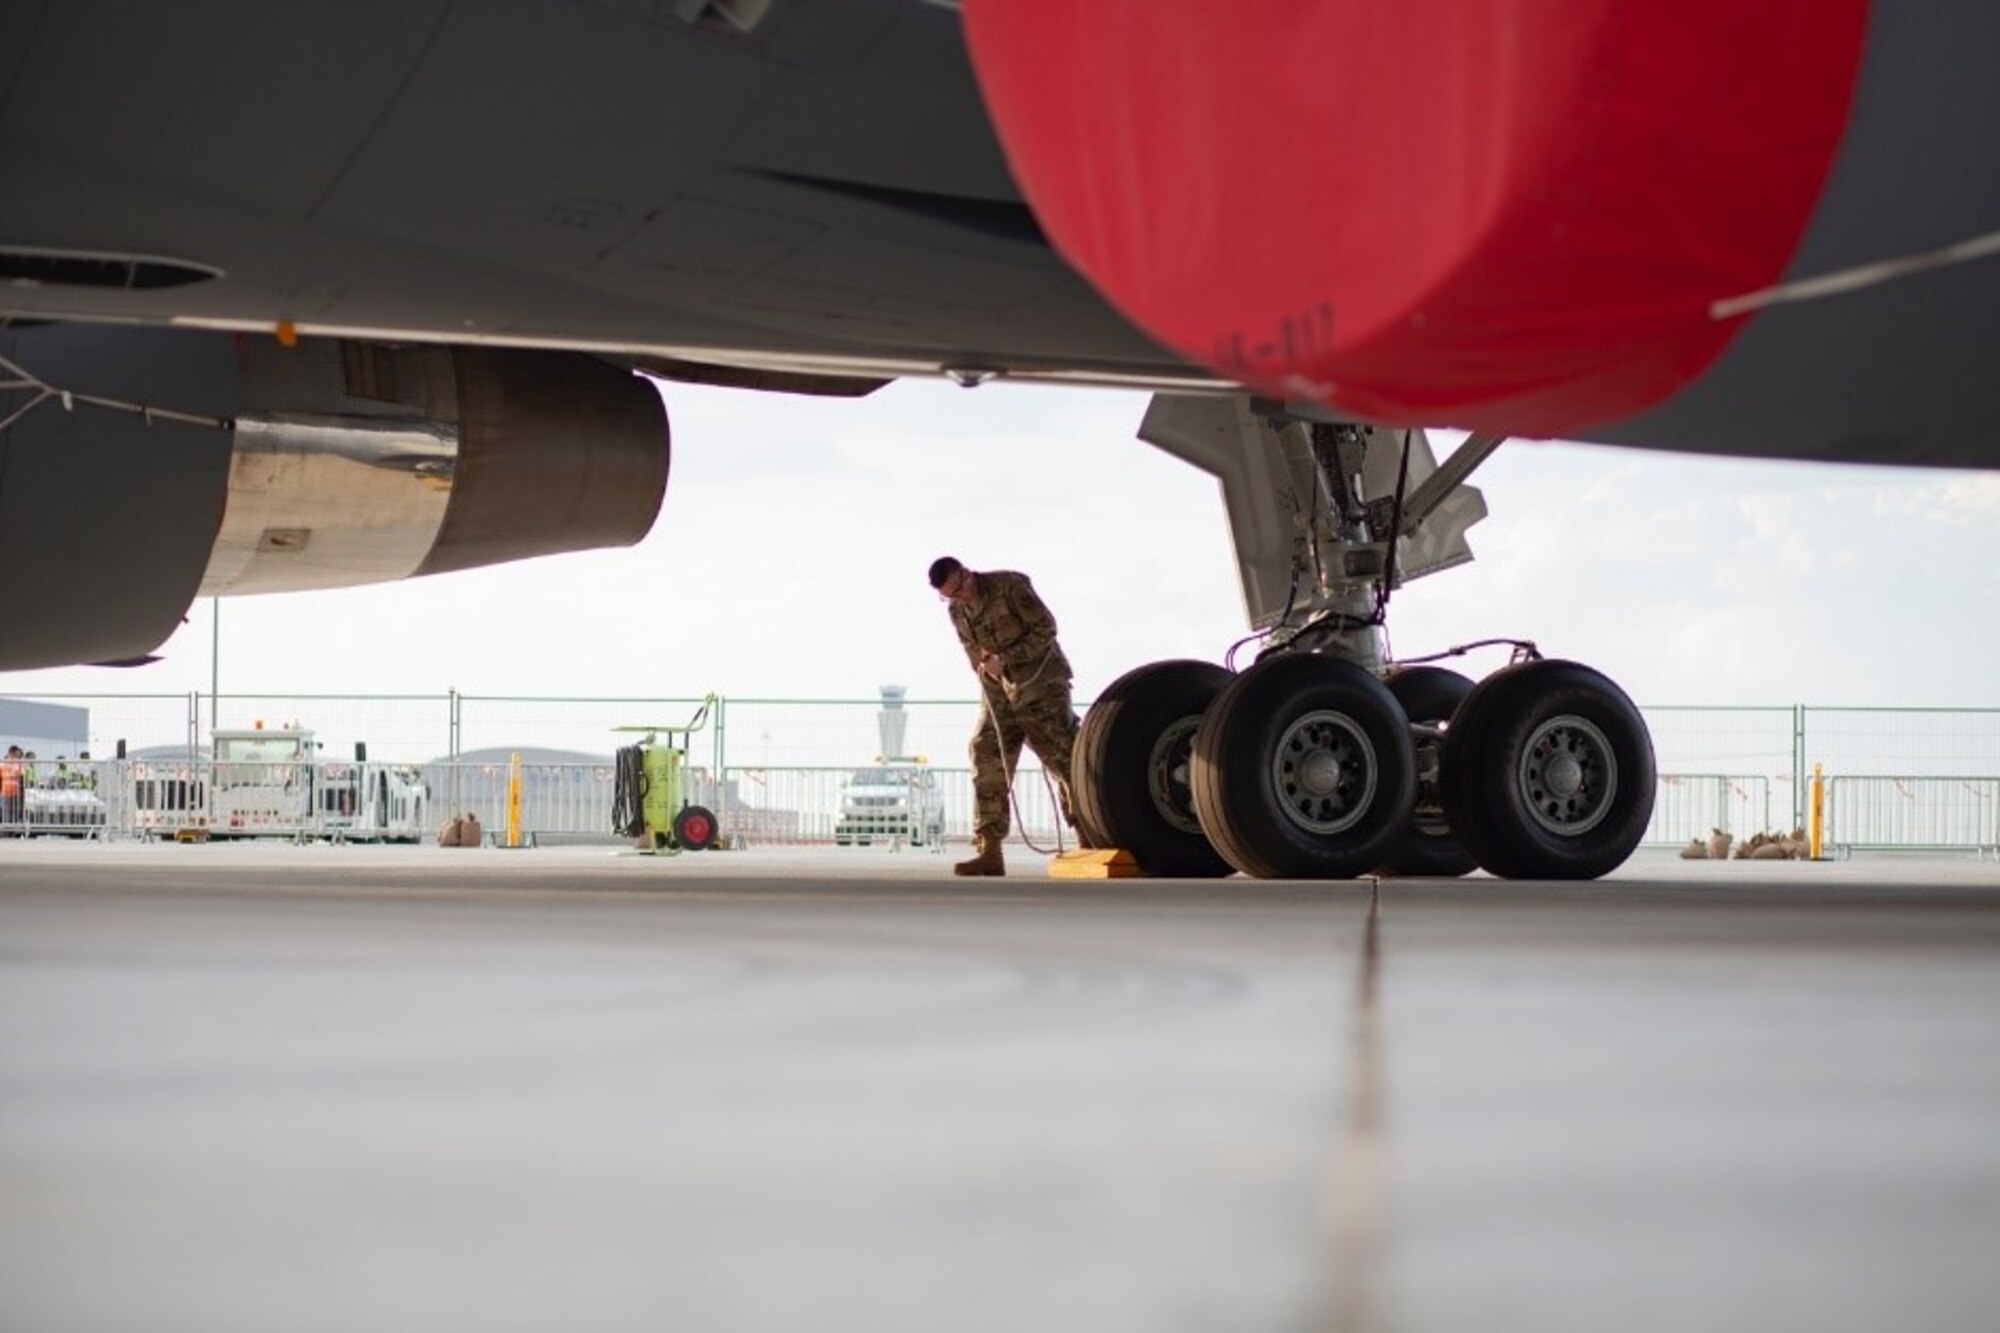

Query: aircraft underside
[8,0,1998,880]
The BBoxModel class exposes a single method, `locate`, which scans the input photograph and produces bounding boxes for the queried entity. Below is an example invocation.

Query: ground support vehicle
[835,761,947,850]
[318,763,430,843]
[611,698,719,853]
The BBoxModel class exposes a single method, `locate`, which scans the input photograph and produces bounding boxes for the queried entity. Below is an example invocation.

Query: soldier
[929,555,1082,876]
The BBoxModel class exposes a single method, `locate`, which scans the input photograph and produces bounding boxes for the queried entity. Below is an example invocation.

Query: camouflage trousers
[970,679,1080,849]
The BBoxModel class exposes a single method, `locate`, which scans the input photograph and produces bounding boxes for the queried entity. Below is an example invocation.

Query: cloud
[1730,494,1817,576]
[1934,473,2000,523]
[1869,470,2000,527]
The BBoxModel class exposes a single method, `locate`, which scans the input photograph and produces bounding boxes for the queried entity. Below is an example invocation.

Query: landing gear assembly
[1070,395,1656,881]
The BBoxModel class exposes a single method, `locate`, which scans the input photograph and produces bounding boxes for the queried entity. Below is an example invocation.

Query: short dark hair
[927,556,963,589]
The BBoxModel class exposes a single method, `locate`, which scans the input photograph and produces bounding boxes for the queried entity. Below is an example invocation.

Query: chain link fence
[4,691,1995,853]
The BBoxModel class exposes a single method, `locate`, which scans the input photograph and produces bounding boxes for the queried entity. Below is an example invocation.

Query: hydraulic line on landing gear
[1396,638,1544,669]
[1373,429,1414,622]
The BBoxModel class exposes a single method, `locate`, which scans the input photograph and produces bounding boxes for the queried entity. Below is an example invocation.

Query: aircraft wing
[0,0,1199,389]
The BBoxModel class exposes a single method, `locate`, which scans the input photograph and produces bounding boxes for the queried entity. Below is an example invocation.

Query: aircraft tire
[1074,659,1234,876]
[1378,666,1478,878]
[1191,654,1415,879]
[1440,660,1655,880]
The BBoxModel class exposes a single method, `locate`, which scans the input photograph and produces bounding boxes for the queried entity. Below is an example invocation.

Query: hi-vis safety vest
[0,761,21,798]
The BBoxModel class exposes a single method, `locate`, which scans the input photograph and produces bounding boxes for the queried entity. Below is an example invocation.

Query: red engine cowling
[962,0,1869,438]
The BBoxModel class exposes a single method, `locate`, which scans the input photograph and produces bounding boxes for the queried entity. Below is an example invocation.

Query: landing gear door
[1355,426,1488,588]
[1138,393,1486,630]
[1137,394,1296,630]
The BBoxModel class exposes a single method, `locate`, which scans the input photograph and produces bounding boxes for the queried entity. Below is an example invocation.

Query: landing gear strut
[1379,666,1477,877]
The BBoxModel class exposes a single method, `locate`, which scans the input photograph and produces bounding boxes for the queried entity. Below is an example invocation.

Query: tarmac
[2,839,1997,1332]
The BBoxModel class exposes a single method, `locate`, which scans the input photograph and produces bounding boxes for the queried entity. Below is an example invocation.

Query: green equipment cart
[611,696,719,854]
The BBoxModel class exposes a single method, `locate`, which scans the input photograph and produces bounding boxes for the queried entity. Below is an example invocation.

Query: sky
[4,376,1998,712]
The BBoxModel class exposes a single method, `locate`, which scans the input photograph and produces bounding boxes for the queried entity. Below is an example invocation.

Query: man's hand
[978,652,1004,680]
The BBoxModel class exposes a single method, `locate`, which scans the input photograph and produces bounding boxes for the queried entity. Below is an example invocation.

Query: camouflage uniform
[948,570,1080,850]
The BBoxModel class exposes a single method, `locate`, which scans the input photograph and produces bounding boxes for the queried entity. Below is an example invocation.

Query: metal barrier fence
[1645,774,1776,847]
[6,757,1998,858]
[5,691,1998,853]
[120,758,434,842]
[1825,776,2000,859]
[0,757,1074,850]
[0,759,116,838]
[714,765,1069,852]
[430,760,648,847]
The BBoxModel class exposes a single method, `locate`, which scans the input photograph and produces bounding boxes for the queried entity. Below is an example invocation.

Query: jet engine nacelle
[0,325,668,670]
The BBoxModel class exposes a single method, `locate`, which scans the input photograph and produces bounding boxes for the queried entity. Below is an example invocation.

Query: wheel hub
[1519,713,1617,836]
[1297,749,1342,796]
[1147,716,1205,835]
[1271,709,1377,836]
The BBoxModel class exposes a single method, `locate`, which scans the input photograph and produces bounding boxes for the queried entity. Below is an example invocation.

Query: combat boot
[953,839,1005,877]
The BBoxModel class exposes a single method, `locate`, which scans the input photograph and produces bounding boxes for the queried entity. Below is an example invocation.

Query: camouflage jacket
[948,570,1073,691]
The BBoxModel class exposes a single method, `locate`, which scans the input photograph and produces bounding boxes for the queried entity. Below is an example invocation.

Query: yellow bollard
[1808,762,1825,860]
[507,751,523,849]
